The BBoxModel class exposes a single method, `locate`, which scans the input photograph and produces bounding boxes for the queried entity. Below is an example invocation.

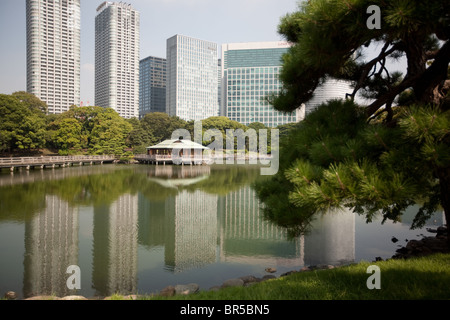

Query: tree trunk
[437,166,450,248]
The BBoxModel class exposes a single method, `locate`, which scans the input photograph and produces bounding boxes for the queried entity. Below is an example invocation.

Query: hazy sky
[0,0,299,105]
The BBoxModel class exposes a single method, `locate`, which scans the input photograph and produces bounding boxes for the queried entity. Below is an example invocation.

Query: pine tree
[255,0,450,243]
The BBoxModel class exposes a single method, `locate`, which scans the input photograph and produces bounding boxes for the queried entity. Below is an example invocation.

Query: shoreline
[5,225,447,301]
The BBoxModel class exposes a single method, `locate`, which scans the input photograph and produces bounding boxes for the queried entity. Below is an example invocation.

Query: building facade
[166,34,219,121]
[95,2,140,119]
[139,56,167,118]
[304,78,356,114]
[221,42,303,128]
[26,0,81,114]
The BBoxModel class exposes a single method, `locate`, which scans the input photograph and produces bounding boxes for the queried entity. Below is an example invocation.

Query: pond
[0,164,445,299]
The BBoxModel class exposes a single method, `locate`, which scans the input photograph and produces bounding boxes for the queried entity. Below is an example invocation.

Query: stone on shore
[60,295,88,301]
[25,296,61,300]
[221,278,244,288]
[261,275,276,281]
[160,285,176,297]
[239,275,260,284]
[392,226,449,260]
[265,267,277,273]
[175,283,199,295]
[4,291,17,300]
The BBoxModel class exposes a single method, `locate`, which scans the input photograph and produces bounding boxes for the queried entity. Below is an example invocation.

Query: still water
[0,164,444,299]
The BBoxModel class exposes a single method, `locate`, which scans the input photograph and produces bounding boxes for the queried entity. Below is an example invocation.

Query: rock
[406,239,421,249]
[437,226,447,237]
[392,231,449,260]
[221,278,244,288]
[160,286,176,297]
[25,296,61,300]
[209,286,221,292]
[299,266,311,272]
[261,275,276,281]
[4,291,17,300]
[175,283,199,295]
[314,264,335,270]
[265,267,277,273]
[60,295,88,300]
[239,275,260,284]
[280,271,298,277]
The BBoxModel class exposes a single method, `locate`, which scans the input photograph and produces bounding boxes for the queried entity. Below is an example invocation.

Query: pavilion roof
[146,139,209,150]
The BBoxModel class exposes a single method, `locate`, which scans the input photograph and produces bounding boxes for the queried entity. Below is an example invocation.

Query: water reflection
[23,196,79,298]
[92,194,138,297]
[0,165,443,298]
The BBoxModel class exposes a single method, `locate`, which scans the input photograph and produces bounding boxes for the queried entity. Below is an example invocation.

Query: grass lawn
[142,253,450,300]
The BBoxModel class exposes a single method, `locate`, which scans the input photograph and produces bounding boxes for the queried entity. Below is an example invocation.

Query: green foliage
[273,0,450,113]
[200,116,248,150]
[46,106,133,156]
[255,100,450,235]
[255,0,450,239]
[12,91,48,114]
[88,108,133,156]
[53,118,84,155]
[0,94,46,152]
[141,112,187,143]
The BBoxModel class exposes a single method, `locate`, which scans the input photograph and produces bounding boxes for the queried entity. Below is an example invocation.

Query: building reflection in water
[218,187,305,268]
[140,165,356,272]
[23,196,79,298]
[21,165,358,298]
[164,190,218,273]
[92,193,138,297]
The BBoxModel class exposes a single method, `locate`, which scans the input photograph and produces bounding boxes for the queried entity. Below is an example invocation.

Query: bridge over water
[0,155,116,172]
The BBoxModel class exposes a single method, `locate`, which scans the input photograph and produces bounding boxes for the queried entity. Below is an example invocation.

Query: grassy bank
[142,253,450,300]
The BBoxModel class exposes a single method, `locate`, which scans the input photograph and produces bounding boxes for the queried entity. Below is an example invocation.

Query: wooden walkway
[0,155,116,171]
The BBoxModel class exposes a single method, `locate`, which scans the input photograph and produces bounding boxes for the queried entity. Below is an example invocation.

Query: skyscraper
[95,2,140,119]
[139,56,167,118]
[26,0,81,114]
[221,42,303,127]
[166,34,219,121]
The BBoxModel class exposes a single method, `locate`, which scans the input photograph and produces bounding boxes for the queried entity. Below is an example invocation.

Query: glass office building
[26,0,81,114]
[139,56,167,118]
[221,42,303,128]
[95,2,140,119]
[166,34,219,121]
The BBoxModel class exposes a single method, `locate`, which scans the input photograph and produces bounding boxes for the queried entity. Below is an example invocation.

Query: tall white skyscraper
[95,2,140,119]
[26,0,81,114]
[166,35,219,121]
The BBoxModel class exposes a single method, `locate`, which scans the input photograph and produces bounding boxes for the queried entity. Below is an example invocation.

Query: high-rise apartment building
[166,35,219,121]
[221,42,303,127]
[304,78,356,114]
[95,2,140,119]
[139,56,167,118]
[26,0,81,114]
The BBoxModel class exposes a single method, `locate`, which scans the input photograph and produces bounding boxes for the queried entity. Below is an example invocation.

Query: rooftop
[147,139,209,150]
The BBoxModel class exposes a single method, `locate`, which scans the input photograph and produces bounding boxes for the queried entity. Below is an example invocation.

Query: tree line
[0,91,297,157]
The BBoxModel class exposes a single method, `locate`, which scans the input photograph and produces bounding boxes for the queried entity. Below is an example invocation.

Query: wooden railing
[0,155,116,167]
[134,154,206,161]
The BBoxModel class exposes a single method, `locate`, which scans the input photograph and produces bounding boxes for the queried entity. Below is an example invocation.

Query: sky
[0,0,300,105]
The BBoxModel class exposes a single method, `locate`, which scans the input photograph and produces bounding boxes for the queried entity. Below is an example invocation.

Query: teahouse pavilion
[143,139,211,165]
